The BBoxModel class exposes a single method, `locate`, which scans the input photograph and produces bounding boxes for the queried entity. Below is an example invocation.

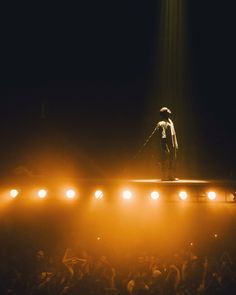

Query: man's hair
[159,107,171,117]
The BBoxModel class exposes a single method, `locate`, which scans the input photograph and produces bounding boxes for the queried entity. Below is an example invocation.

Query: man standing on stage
[156,107,178,181]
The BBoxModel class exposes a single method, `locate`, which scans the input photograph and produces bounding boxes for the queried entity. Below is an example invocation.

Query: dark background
[0,1,235,179]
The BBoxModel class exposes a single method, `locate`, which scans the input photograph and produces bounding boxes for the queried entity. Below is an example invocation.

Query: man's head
[159,107,172,119]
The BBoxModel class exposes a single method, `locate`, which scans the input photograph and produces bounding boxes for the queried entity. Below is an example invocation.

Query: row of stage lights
[7,188,219,201]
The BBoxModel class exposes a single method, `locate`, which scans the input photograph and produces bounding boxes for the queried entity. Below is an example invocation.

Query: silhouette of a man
[156,107,178,181]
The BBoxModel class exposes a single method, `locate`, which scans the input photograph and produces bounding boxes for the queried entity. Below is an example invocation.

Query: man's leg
[161,149,169,181]
[168,148,177,180]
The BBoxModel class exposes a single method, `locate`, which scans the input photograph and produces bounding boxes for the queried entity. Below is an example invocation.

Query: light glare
[123,190,132,200]
[150,191,160,200]
[95,190,103,199]
[66,189,76,199]
[179,191,188,201]
[38,189,47,199]
[10,189,19,198]
[208,191,217,201]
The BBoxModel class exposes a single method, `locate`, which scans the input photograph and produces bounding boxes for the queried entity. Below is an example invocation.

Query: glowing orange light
[179,191,188,201]
[66,189,76,199]
[190,242,194,247]
[94,190,103,199]
[122,190,132,200]
[10,189,19,198]
[208,191,217,201]
[97,236,101,241]
[214,233,218,238]
[38,189,47,199]
[150,191,160,200]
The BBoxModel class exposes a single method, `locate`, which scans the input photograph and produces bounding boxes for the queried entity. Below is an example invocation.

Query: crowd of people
[1,243,236,295]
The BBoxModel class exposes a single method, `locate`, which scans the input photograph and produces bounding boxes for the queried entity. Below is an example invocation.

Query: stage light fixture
[38,189,47,199]
[122,190,132,200]
[150,191,160,200]
[207,191,217,201]
[10,189,19,198]
[94,190,103,199]
[66,189,76,199]
[179,191,188,201]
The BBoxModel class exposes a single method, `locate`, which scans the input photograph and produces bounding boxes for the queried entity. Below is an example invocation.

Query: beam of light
[122,190,132,200]
[66,189,76,199]
[148,0,191,178]
[38,189,47,199]
[179,191,188,201]
[207,191,217,201]
[150,191,160,200]
[94,190,103,200]
[154,0,188,108]
[10,189,19,198]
